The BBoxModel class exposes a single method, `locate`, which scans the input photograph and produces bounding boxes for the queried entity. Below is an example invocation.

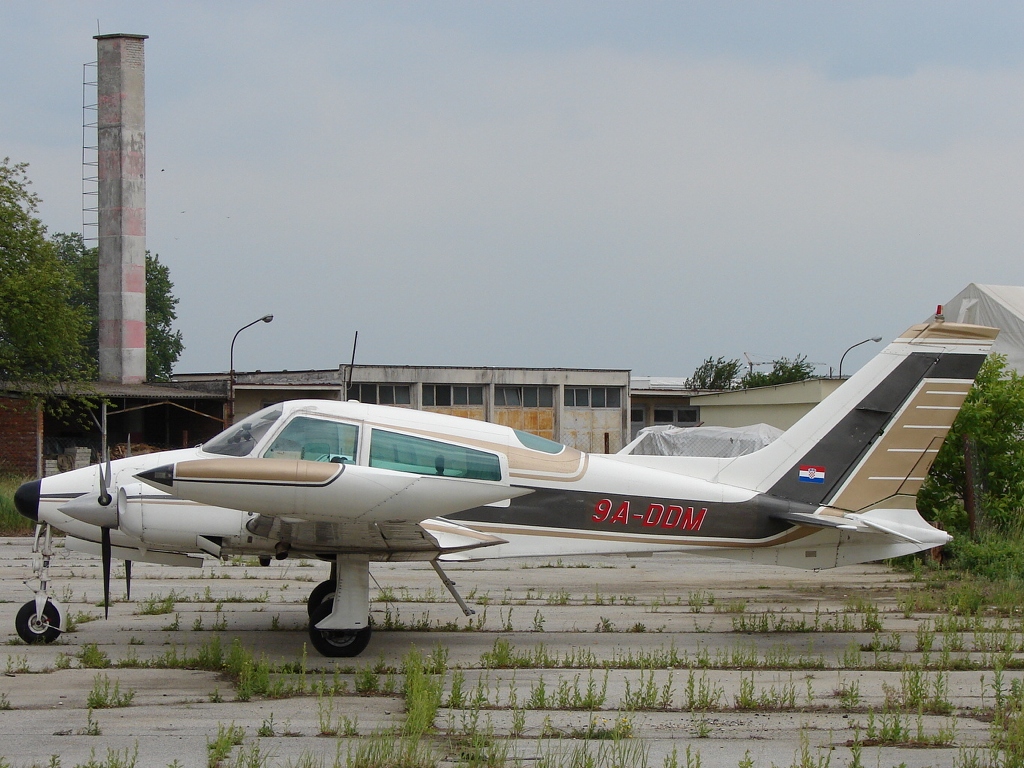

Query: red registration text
[592,500,707,531]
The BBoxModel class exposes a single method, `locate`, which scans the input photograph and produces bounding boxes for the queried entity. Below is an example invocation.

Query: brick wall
[0,397,40,476]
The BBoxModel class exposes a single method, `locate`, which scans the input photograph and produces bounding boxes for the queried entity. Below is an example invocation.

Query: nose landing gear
[16,525,66,644]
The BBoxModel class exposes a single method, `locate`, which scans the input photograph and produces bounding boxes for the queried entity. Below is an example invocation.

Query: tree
[0,159,92,388]
[740,355,815,388]
[918,355,1024,536]
[687,357,742,390]
[53,232,184,382]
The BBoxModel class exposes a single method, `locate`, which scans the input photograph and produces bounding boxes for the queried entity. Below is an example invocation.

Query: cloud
[4,4,1024,377]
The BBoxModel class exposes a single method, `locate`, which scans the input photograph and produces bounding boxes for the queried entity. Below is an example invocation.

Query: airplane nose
[13,479,40,522]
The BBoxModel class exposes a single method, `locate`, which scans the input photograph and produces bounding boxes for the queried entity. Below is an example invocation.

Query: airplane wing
[136,458,532,526]
[244,514,507,560]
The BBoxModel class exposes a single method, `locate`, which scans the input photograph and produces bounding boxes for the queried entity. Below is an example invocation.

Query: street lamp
[228,314,274,425]
[838,336,882,379]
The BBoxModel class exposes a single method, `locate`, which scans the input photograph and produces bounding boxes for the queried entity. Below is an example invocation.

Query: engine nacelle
[117,483,255,549]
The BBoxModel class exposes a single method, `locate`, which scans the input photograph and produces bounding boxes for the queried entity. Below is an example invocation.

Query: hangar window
[263,416,359,463]
[424,385,484,407]
[565,387,622,409]
[369,429,501,481]
[654,408,700,426]
[495,386,553,408]
[347,383,412,405]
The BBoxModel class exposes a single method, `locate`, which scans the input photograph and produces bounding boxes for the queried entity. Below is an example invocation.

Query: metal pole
[227,314,273,425]
[838,336,882,379]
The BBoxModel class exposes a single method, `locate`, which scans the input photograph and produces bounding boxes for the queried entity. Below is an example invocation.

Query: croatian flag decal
[799,465,826,484]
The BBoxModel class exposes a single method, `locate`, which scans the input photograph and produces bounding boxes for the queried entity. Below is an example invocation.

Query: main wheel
[306,580,336,618]
[16,600,61,644]
[308,600,372,658]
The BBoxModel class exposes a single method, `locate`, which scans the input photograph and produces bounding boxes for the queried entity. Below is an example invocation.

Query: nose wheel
[15,599,62,644]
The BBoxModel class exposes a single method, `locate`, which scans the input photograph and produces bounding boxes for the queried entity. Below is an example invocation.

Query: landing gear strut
[307,554,371,658]
[16,525,66,644]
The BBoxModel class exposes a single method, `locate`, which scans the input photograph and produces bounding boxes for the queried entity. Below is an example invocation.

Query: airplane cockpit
[201,404,285,457]
[200,401,509,482]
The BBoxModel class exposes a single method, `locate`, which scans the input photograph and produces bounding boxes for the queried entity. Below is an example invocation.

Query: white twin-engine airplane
[13,318,996,657]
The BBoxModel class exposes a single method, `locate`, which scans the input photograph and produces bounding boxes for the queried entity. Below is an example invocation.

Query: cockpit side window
[263,416,359,464]
[369,429,501,481]
[203,405,284,457]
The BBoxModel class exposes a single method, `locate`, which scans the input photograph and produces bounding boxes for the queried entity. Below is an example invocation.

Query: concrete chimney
[95,33,148,384]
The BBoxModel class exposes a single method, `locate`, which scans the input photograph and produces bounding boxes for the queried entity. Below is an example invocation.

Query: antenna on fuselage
[346,331,359,400]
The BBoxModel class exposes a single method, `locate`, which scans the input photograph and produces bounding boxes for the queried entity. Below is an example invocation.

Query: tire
[307,600,372,658]
[306,580,336,617]
[16,600,62,644]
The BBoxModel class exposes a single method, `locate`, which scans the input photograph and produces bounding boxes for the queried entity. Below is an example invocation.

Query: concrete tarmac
[0,537,1005,767]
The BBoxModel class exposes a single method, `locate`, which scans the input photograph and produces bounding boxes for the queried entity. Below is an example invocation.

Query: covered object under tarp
[942,284,1024,373]
[619,423,783,457]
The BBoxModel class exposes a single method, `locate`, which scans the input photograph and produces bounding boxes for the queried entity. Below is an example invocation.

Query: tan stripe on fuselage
[465,522,818,549]
[176,458,341,485]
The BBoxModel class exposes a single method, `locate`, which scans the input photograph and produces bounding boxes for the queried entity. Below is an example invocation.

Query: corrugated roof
[1,381,224,400]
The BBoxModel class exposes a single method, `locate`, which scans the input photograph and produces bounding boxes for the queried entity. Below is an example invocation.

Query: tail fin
[718,320,997,512]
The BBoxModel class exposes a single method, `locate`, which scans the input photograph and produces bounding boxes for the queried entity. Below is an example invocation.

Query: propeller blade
[125,560,132,601]
[101,527,111,620]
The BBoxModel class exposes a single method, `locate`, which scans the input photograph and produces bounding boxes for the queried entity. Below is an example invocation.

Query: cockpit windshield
[202,404,284,457]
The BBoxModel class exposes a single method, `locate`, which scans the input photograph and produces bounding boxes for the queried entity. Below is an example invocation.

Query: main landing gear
[303,555,478,658]
[16,525,66,645]
[306,554,372,658]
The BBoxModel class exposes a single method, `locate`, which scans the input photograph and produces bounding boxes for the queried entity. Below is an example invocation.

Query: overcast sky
[3,2,1023,378]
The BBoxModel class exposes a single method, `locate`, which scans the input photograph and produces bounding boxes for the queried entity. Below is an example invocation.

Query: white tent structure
[942,284,1024,373]
[619,423,783,457]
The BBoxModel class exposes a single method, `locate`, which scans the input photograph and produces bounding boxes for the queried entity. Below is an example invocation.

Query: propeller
[98,404,114,619]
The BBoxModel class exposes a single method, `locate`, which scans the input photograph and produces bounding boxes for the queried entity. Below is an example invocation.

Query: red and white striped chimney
[96,33,148,384]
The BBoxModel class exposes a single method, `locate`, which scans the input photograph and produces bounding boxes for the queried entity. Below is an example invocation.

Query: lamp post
[838,336,882,379]
[228,314,274,425]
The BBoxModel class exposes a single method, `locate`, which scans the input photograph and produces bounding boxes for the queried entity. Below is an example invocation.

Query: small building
[173,365,632,454]
[628,377,702,439]
[0,383,226,477]
[689,378,845,430]
[629,376,846,435]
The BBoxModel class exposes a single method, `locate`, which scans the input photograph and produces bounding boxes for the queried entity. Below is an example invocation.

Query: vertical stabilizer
[717,321,997,512]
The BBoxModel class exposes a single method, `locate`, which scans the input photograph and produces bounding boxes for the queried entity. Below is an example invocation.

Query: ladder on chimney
[82,61,99,243]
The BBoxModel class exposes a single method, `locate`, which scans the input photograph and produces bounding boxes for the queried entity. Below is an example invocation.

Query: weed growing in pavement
[86,673,135,708]
[76,708,103,736]
[207,722,245,767]
[4,654,29,674]
[136,592,179,615]
[73,744,139,768]
[78,643,111,669]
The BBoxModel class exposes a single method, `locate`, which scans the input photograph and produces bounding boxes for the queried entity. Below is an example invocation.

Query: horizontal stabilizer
[853,508,951,546]
[769,510,857,531]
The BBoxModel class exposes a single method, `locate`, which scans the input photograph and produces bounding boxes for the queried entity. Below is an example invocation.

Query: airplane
[13,316,996,657]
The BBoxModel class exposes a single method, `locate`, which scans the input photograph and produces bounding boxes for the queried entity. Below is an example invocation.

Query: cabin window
[514,429,565,455]
[263,416,359,464]
[369,429,501,481]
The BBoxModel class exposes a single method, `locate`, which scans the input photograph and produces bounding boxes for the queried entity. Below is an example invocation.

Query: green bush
[0,475,34,535]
